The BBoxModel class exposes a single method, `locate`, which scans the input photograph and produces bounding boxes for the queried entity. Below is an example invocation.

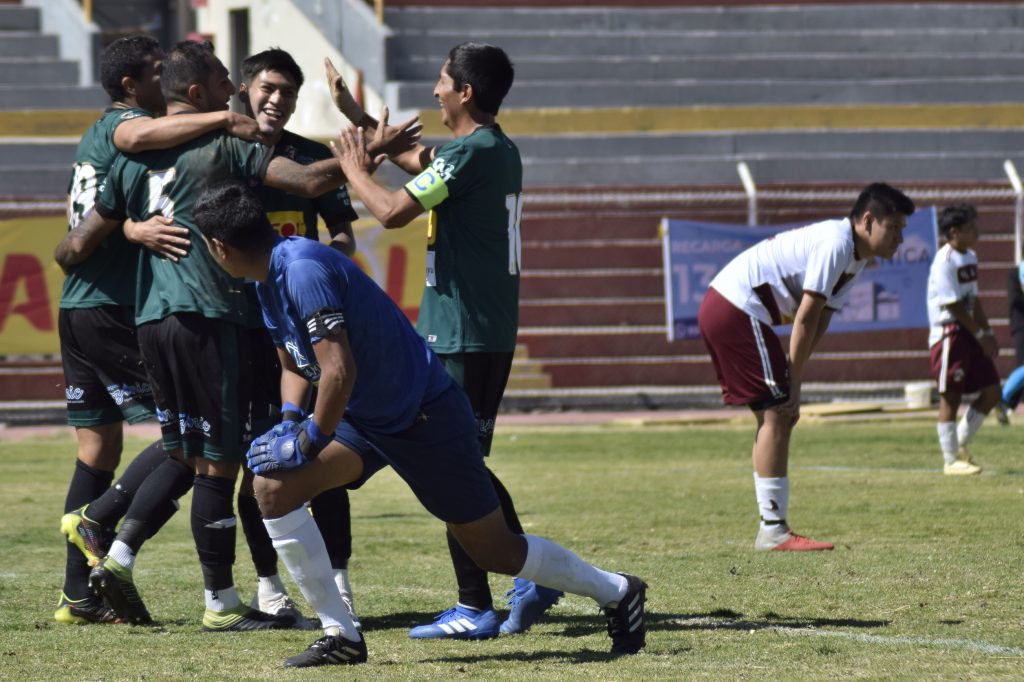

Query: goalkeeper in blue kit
[194,178,647,668]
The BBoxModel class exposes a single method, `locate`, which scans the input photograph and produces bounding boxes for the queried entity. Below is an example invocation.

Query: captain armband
[304,308,347,339]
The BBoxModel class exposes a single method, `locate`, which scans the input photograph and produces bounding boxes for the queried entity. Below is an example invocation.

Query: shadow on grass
[419,646,692,665]
[656,608,890,632]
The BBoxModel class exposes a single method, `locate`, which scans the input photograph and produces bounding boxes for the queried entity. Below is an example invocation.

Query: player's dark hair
[445,42,514,116]
[241,47,304,89]
[100,35,161,103]
[849,183,916,222]
[194,179,276,253]
[937,203,978,237]
[161,40,215,105]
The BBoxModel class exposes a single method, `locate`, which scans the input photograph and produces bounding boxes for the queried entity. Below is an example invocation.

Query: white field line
[672,616,1024,656]
[800,465,1022,476]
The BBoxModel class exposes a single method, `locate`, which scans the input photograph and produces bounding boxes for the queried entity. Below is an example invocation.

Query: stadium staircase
[1,1,1022,416]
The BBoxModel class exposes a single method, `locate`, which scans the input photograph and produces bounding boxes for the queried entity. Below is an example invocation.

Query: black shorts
[247,325,283,437]
[438,351,513,456]
[59,306,155,427]
[137,313,251,462]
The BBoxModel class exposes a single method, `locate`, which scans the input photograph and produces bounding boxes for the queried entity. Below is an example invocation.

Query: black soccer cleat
[284,633,368,668]
[89,557,153,625]
[604,573,647,655]
[54,592,123,625]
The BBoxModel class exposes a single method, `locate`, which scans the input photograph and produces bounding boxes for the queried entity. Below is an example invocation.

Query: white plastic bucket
[904,381,933,409]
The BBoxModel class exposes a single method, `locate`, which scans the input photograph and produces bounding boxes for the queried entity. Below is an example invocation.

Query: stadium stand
[1,1,1020,415]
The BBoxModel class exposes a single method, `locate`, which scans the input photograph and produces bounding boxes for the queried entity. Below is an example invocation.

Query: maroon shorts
[698,286,790,409]
[930,325,1000,394]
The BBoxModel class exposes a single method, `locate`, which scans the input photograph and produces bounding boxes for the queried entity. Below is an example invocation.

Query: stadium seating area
[1,0,1020,411]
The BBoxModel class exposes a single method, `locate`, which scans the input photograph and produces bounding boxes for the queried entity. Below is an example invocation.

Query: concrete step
[394,75,1024,110]
[0,364,63,402]
[387,29,1024,64]
[522,239,661,270]
[0,6,39,31]
[0,142,76,165]
[0,167,70,198]
[0,58,78,85]
[521,269,662,299]
[385,4,1024,33]
[0,32,58,58]
[0,85,107,111]
[392,53,1024,82]
[520,298,665,327]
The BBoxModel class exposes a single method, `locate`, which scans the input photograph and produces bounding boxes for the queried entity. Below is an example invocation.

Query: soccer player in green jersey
[330,43,562,638]
[233,47,361,627]
[53,40,415,630]
[56,35,265,625]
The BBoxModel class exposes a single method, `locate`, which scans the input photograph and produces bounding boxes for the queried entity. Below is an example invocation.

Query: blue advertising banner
[661,208,939,340]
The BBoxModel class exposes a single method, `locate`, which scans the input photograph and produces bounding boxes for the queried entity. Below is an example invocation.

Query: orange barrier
[0,214,427,356]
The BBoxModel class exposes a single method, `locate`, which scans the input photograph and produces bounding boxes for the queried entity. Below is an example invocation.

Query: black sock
[191,474,236,592]
[448,468,524,610]
[62,459,114,600]
[311,486,352,570]
[116,457,193,553]
[238,493,278,578]
[86,440,167,527]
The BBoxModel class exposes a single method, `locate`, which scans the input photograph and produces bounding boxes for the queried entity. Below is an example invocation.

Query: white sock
[956,406,986,448]
[754,474,788,528]
[205,585,240,611]
[517,534,627,608]
[333,568,352,598]
[264,507,358,639]
[257,573,287,599]
[937,421,958,465]
[107,540,136,571]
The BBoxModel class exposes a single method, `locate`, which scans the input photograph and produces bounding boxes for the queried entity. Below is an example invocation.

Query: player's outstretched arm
[326,59,429,174]
[123,215,191,262]
[54,209,120,269]
[113,111,262,153]
[330,126,424,229]
[265,155,345,199]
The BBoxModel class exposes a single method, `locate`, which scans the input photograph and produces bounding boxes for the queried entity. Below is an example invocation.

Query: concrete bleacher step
[0,5,39,31]
[395,75,1024,111]
[385,4,1024,33]
[393,53,1024,83]
[0,58,79,85]
[0,85,107,111]
[0,32,58,58]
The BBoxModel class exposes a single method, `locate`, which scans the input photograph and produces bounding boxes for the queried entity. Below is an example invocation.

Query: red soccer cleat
[756,525,834,551]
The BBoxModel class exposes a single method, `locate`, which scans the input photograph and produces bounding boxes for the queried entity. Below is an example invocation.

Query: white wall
[195,0,384,139]
[23,0,99,86]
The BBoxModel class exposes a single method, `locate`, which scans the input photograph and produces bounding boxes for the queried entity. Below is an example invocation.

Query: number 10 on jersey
[506,193,524,275]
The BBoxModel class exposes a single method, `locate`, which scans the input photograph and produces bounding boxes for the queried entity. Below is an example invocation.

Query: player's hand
[776,379,801,423]
[224,112,264,143]
[246,418,332,475]
[366,104,422,159]
[331,125,387,177]
[980,334,998,358]
[123,215,190,261]
[325,57,365,122]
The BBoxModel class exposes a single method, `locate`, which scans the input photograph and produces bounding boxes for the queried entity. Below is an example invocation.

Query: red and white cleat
[755,526,834,551]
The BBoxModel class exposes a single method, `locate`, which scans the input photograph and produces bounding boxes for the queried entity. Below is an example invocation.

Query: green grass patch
[2,418,1023,680]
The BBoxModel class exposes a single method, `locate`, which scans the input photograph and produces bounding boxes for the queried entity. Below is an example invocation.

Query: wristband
[304,419,332,452]
[281,401,305,423]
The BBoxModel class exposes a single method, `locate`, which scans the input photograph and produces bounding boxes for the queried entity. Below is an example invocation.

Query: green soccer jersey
[404,124,523,353]
[95,127,273,325]
[60,106,151,309]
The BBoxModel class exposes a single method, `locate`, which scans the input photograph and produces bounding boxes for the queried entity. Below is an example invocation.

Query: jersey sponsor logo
[119,110,145,121]
[65,385,85,402]
[267,210,306,238]
[430,156,455,182]
[306,308,345,337]
[957,264,978,284]
[105,381,152,406]
[285,340,309,367]
[179,413,212,435]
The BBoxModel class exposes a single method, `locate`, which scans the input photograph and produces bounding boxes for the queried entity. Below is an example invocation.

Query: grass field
[1,417,1023,680]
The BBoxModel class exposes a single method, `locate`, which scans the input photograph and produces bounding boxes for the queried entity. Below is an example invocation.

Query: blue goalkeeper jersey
[256,236,451,433]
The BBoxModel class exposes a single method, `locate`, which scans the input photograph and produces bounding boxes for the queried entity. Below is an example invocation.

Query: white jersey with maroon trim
[709,218,867,327]
[927,243,979,347]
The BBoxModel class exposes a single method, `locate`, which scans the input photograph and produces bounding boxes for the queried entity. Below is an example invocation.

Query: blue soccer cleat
[499,578,563,635]
[408,604,500,640]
